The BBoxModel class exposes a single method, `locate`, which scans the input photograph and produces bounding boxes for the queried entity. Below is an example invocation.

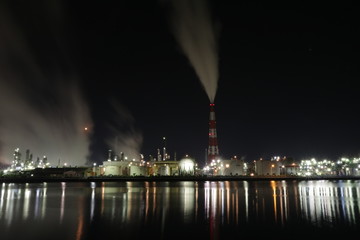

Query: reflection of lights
[271,181,277,223]
[244,181,249,222]
[76,203,84,240]
[60,182,66,223]
[182,182,195,223]
[23,185,31,220]
[90,186,95,221]
[41,184,47,219]
[298,180,358,226]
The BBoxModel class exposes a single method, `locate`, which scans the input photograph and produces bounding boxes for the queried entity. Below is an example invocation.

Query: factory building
[6,148,50,173]
[146,157,197,176]
[98,149,197,177]
[254,158,283,176]
[101,160,146,176]
[99,150,147,176]
[148,160,179,176]
[204,156,247,176]
[149,156,197,176]
[221,157,247,176]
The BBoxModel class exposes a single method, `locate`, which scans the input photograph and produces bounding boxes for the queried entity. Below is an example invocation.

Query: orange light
[84,127,88,131]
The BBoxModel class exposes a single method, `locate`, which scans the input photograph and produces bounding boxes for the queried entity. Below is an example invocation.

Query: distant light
[84,127,88,131]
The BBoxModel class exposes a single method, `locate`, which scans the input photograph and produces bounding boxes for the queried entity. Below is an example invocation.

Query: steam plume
[105,100,143,161]
[0,2,92,166]
[165,0,219,103]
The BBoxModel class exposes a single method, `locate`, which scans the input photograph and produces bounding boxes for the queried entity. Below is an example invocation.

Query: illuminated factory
[6,148,50,173]
[202,103,248,176]
[98,145,198,177]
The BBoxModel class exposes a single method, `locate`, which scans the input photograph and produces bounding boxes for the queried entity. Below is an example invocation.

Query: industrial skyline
[0,0,359,167]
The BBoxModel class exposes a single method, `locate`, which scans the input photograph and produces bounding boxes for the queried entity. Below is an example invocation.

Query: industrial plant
[7,148,50,172]
[2,104,360,179]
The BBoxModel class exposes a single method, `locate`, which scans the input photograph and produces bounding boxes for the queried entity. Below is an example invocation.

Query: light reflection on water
[0,180,360,239]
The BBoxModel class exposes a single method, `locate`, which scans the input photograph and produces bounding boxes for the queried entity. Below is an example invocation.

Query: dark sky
[1,0,359,166]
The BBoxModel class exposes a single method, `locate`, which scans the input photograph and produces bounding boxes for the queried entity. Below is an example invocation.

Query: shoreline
[1,175,360,183]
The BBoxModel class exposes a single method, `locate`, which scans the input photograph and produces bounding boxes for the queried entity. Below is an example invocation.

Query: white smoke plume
[164,0,219,103]
[105,100,143,161]
[0,2,93,167]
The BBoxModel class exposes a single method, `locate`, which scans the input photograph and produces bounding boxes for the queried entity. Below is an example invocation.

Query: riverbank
[1,175,360,183]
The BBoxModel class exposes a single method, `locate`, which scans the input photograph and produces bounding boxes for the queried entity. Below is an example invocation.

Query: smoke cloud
[0,2,92,167]
[105,100,143,161]
[164,0,219,103]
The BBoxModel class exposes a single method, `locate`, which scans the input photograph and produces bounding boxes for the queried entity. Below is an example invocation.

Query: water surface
[1,180,359,239]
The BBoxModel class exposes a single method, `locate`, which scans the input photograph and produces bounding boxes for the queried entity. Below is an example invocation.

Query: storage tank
[158,165,170,176]
[179,158,195,175]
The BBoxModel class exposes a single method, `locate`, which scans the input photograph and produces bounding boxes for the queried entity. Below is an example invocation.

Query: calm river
[1,180,360,240]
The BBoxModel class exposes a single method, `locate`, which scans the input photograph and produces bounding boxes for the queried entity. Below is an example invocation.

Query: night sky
[0,0,359,167]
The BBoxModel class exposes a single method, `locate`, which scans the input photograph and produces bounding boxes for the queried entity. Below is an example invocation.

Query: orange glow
[76,201,84,240]
[271,180,278,222]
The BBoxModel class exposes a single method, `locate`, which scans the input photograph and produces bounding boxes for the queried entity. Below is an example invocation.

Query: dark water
[1,180,360,240]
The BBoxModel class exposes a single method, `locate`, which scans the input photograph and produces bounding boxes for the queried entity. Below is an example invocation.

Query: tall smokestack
[207,103,219,165]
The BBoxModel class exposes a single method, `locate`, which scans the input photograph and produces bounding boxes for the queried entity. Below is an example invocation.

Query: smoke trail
[105,100,143,161]
[164,0,219,103]
[0,2,93,167]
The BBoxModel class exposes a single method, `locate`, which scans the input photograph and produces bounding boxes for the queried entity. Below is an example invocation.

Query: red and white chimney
[207,103,219,165]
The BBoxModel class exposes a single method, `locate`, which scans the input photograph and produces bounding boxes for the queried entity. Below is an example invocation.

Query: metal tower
[207,103,219,165]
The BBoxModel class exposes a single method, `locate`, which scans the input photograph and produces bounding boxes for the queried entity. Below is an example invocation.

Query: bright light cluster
[203,159,223,175]
[3,148,51,175]
[298,158,360,176]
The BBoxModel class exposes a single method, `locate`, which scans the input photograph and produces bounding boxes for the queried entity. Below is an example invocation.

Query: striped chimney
[207,103,219,165]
